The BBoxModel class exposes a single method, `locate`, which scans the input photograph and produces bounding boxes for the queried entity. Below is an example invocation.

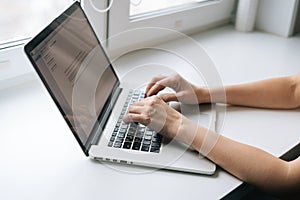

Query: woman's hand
[145,73,209,104]
[123,96,199,145]
[123,96,181,137]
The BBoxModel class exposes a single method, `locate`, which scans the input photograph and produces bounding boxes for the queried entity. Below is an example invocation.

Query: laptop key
[150,147,160,153]
[112,131,118,137]
[134,137,142,143]
[125,136,134,142]
[108,90,163,152]
[145,131,152,136]
[142,140,151,145]
[121,124,129,129]
[127,131,135,137]
[119,128,127,134]
[141,145,150,152]
[132,142,141,150]
[114,142,122,148]
[144,135,152,140]
[116,138,124,143]
[123,142,132,149]
[110,136,115,142]
[117,132,125,138]
[108,141,113,147]
[137,126,145,132]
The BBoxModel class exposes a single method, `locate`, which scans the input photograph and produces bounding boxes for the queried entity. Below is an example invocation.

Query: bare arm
[191,128,300,198]
[197,74,300,197]
[133,73,300,198]
[124,95,300,198]
[201,74,300,109]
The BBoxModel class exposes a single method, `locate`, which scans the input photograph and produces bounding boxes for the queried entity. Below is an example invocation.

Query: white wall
[81,0,107,43]
[255,0,299,37]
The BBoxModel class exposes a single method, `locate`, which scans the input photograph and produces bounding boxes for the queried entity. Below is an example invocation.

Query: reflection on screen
[30,6,118,144]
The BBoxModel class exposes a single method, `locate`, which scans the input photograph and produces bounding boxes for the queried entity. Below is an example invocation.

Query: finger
[147,76,178,97]
[146,84,166,97]
[123,113,150,125]
[131,99,147,106]
[143,95,164,104]
[145,76,167,97]
[159,93,178,102]
[127,104,145,114]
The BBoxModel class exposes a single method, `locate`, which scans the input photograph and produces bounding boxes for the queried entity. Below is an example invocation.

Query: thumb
[159,93,178,102]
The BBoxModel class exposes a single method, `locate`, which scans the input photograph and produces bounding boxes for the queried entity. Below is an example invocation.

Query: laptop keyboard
[108,90,162,153]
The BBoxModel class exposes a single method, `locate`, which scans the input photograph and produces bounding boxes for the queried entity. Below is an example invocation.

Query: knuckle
[149,96,160,105]
[173,73,181,80]
[151,76,162,82]
[148,98,155,106]
[143,115,151,125]
[153,96,160,101]
[127,113,133,119]
[127,106,134,112]
[146,95,162,104]
[145,107,152,114]
[151,77,158,82]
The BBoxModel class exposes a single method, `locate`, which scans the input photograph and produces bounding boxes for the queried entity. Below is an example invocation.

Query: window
[0,0,73,46]
[0,0,74,89]
[0,0,236,87]
[130,0,208,16]
[105,0,236,56]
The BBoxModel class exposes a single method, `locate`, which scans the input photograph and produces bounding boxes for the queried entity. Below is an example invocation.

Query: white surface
[255,0,299,37]
[0,46,35,89]
[0,25,300,199]
[235,0,259,32]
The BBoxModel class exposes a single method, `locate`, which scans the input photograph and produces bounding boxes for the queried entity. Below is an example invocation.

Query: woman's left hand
[123,96,183,138]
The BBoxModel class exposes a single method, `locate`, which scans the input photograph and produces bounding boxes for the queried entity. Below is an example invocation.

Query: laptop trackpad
[162,139,216,174]
[169,102,211,128]
[164,103,215,174]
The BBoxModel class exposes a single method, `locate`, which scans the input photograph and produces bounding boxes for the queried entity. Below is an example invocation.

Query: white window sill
[0,45,36,90]
[2,25,300,91]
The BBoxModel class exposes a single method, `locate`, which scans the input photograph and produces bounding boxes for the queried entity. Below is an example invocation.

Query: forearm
[200,75,299,109]
[207,136,289,192]
[191,127,299,197]
[224,76,298,109]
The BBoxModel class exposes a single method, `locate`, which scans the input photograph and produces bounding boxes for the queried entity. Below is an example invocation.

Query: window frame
[81,0,108,43]
[107,0,236,56]
[0,0,236,88]
[0,0,78,88]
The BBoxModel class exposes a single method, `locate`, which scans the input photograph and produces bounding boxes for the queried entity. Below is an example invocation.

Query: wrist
[196,87,211,103]
[176,118,203,147]
[193,126,220,156]
[175,117,220,156]
[201,87,227,104]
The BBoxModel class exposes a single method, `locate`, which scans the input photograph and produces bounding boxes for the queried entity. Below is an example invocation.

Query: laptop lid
[25,2,120,156]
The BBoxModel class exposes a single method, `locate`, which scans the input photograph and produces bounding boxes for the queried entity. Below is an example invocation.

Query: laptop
[24,2,216,174]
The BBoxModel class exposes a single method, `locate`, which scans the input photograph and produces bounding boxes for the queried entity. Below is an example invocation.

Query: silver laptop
[24,2,216,175]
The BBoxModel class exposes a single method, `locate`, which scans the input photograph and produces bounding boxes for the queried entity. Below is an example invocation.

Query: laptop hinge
[89,87,123,146]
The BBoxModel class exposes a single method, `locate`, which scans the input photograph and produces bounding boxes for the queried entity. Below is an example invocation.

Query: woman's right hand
[145,73,209,104]
[123,95,202,147]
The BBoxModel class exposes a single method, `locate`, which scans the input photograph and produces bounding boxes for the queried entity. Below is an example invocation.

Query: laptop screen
[25,2,119,155]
